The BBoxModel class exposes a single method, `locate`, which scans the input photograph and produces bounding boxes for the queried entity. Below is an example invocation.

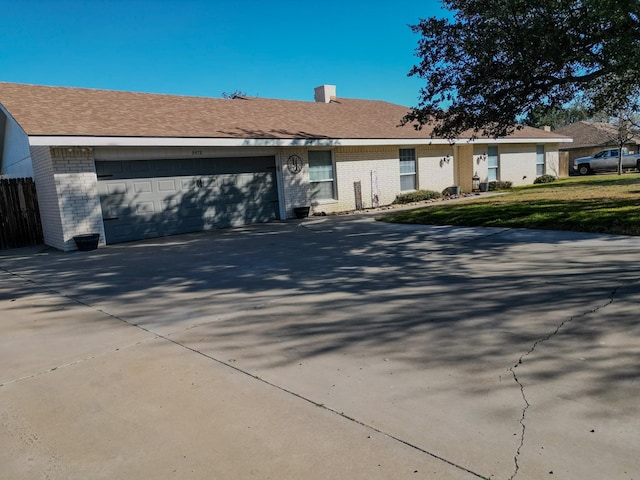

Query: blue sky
[0,0,448,106]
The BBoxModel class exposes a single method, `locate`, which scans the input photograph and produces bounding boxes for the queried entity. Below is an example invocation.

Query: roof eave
[27,135,572,147]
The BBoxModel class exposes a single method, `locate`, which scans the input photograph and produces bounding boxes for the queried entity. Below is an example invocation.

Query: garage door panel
[133,181,152,193]
[97,156,279,244]
[106,183,127,195]
[163,198,179,210]
[157,179,177,192]
[134,201,156,214]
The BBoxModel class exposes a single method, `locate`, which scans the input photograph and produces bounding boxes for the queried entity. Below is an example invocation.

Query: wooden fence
[0,178,44,249]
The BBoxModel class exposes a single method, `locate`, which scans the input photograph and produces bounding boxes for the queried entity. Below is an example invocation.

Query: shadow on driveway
[1,217,639,479]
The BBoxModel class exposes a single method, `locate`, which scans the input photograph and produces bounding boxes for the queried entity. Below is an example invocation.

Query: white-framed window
[487,146,499,181]
[536,145,545,176]
[399,148,417,191]
[309,150,335,200]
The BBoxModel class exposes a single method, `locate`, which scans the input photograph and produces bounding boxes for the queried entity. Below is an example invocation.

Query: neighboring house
[0,82,570,250]
[555,121,640,163]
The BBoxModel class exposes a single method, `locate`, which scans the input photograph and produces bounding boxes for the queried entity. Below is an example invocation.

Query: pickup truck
[573,148,640,175]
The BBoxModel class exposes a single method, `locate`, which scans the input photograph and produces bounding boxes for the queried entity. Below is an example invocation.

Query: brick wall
[473,146,490,183]
[31,147,105,251]
[331,146,400,212]
[310,145,462,214]
[29,142,563,248]
[417,146,456,193]
[50,148,105,250]
[473,144,560,186]
[279,148,310,217]
[31,146,65,249]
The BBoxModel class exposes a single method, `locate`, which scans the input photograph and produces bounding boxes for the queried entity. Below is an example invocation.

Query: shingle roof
[554,121,640,149]
[0,82,566,141]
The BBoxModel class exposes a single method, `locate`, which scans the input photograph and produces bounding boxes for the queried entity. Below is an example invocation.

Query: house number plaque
[287,154,303,174]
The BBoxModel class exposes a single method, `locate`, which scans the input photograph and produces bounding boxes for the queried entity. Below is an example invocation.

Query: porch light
[472,173,480,192]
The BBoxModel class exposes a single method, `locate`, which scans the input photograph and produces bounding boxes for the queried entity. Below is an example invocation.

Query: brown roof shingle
[0,82,567,141]
[555,121,640,149]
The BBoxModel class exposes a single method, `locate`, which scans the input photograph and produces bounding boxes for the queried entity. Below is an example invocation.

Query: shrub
[534,174,558,184]
[488,180,513,191]
[393,189,442,204]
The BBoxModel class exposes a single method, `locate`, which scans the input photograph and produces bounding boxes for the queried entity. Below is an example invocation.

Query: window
[487,146,499,181]
[536,145,545,176]
[309,150,335,200]
[399,148,417,191]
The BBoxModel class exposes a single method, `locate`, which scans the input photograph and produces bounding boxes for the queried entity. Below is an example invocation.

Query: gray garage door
[96,156,279,244]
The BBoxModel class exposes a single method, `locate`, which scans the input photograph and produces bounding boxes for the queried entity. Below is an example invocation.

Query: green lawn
[377,174,640,236]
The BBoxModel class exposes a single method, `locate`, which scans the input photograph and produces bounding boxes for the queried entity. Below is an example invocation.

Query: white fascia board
[465,137,573,144]
[27,136,451,147]
[27,136,572,147]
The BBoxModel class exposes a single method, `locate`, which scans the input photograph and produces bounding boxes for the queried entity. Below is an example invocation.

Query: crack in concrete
[506,286,620,480]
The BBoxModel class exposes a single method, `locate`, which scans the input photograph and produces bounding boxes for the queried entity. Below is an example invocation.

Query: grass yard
[378,174,640,236]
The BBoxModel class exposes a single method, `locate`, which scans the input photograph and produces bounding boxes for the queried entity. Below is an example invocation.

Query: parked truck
[573,148,640,175]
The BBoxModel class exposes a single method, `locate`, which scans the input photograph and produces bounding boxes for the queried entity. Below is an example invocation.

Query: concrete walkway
[1,216,639,479]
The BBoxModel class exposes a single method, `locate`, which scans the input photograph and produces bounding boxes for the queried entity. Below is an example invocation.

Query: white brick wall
[473,146,490,183]
[332,146,400,212]
[51,148,105,250]
[281,143,564,216]
[31,147,105,251]
[417,146,456,193]
[31,146,65,249]
[499,145,535,186]
[286,144,462,215]
[279,148,310,217]
[473,144,561,186]
[29,142,564,249]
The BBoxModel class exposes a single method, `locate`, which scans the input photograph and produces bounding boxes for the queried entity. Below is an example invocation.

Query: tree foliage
[522,102,597,130]
[610,110,640,174]
[405,0,640,139]
[221,89,247,99]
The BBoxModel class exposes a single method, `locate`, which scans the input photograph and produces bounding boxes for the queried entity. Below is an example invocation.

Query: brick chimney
[542,125,552,132]
[314,84,336,103]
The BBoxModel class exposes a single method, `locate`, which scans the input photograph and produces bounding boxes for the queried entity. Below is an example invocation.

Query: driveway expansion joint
[506,285,620,480]
[164,337,492,480]
[3,266,487,478]
[0,339,155,387]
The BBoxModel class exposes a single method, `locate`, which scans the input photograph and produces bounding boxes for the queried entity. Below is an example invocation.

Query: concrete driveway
[1,215,639,479]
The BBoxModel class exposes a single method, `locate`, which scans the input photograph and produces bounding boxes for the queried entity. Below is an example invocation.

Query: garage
[96,156,279,244]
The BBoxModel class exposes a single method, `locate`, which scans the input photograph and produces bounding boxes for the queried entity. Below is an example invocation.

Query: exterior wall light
[472,173,480,191]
